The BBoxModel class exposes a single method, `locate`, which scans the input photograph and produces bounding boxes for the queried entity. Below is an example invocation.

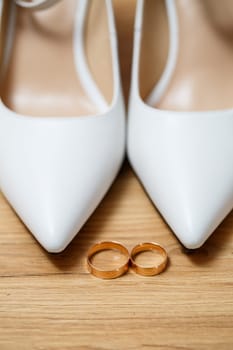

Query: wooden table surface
[1,1,233,349]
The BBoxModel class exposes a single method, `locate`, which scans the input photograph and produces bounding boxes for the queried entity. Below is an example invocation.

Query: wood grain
[0,1,233,349]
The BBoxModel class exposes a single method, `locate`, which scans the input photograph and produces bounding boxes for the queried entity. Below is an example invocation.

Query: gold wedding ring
[130,242,168,276]
[87,241,130,279]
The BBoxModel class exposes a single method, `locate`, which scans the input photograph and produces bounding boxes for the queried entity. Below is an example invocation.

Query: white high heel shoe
[128,0,233,249]
[0,0,125,252]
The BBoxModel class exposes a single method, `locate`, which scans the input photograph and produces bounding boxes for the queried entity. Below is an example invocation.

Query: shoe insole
[1,0,113,117]
[140,0,233,111]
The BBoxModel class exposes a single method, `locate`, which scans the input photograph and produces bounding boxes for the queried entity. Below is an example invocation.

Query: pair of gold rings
[87,241,168,279]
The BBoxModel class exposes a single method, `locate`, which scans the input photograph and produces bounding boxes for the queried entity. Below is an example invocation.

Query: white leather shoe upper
[14,0,62,10]
[128,0,233,249]
[0,0,125,252]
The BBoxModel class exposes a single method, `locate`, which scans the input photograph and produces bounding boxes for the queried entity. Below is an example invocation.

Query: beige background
[0,1,233,349]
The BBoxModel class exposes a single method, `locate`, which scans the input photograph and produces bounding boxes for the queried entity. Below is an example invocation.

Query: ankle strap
[14,0,62,10]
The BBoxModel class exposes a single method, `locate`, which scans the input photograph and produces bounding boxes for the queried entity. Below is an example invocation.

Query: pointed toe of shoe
[156,185,232,249]
[0,103,125,252]
[1,159,117,253]
[28,219,80,253]
[41,237,69,254]
[168,214,221,250]
[5,191,93,253]
[34,228,73,254]
[128,104,233,248]
[177,229,208,250]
